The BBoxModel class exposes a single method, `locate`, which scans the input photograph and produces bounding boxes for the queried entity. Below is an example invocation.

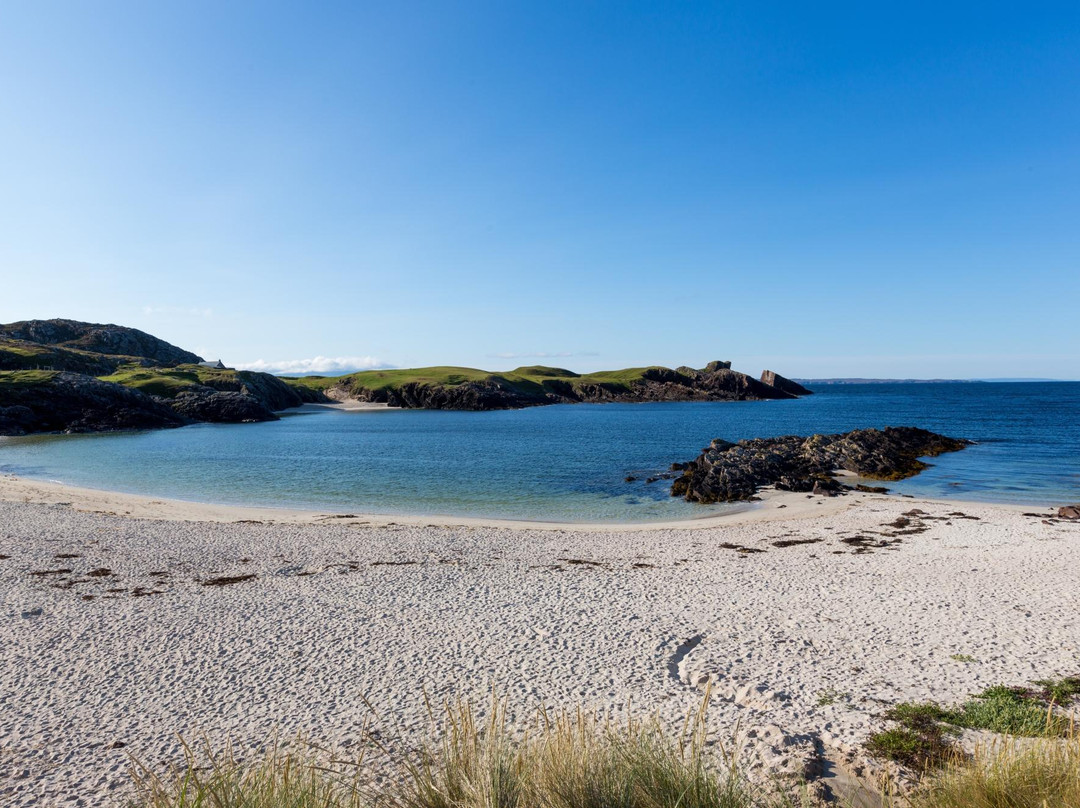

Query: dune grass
[132,693,805,808]
[908,734,1080,808]
[131,688,1080,808]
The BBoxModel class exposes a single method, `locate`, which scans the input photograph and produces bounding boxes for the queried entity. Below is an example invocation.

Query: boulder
[1058,505,1080,520]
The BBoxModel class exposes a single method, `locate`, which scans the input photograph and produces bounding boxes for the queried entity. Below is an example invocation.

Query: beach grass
[907,734,1080,808]
[132,693,805,808]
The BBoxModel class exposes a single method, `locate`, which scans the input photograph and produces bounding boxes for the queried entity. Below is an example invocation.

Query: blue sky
[1,1,1078,378]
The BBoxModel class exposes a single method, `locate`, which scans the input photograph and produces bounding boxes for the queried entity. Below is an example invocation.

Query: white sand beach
[1,475,1077,807]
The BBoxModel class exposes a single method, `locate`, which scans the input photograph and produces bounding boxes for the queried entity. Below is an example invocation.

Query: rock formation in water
[670,427,972,503]
[760,370,813,397]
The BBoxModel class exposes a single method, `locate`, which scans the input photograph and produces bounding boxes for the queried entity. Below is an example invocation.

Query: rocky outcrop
[197,370,326,410]
[0,319,202,366]
[0,372,188,435]
[1058,505,1080,520]
[671,427,972,503]
[760,370,813,397]
[169,390,277,423]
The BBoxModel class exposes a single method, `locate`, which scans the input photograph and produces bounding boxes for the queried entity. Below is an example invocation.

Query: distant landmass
[793,378,982,385]
[795,378,1069,384]
[0,319,810,436]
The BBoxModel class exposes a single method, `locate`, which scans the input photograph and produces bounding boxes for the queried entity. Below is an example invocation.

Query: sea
[1,382,1077,523]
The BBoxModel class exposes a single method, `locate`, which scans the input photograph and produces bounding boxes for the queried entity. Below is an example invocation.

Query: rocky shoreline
[326,362,811,411]
[1,318,814,435]
[670,426,972,503]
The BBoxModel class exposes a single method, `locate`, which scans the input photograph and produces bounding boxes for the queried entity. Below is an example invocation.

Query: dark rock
[670,427,971,504]
[854,483,890,494]
[197,370,322,410]
[1058,505,1080,520]
[760,370,813,396]
[168,390,277,423]
[0,372,188,435]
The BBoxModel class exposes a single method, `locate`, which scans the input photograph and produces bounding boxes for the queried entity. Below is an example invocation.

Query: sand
[1,474,1077,807]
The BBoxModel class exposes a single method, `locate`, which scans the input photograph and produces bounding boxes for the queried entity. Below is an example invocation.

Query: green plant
[815,690,847,707]
[866,726,958,770]
[950,654,978,663]
[947,685,1070,737]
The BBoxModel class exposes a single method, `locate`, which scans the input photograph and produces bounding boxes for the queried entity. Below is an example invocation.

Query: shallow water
[2,382,1078,521]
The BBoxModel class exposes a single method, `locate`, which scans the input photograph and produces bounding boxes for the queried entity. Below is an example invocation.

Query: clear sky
[1,2,1078,379]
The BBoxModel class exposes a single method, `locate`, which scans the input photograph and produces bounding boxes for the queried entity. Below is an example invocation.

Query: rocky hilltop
[0,320,324,436]
[0,319,203,371]
[297,360,810,411]
[670,427,972,502]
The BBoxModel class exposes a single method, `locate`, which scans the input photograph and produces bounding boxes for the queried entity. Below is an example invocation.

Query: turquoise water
[2,382,1078,522]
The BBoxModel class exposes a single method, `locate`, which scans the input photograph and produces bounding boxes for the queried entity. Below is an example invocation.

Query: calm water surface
[2,383,1078,522]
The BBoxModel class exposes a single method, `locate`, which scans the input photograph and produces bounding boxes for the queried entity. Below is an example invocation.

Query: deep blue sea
[2,382,1078,522]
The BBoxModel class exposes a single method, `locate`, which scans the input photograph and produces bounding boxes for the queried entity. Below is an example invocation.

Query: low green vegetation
[0,338,51,358]
[867,677,1080,770]
[98,364,252,399]
[867,703,961,769]
[98,366,204,397]
[815,689,847,707]
[950,653,978,663]
[0,369,59,386]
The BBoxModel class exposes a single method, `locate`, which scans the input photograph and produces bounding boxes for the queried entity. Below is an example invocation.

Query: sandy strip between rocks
[0,476,1077,807]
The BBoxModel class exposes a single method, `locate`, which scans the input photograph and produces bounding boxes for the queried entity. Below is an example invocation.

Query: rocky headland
[1,319,814,434]
[0,320,324,435]
[301,359,809,411]
[670,426,972,502]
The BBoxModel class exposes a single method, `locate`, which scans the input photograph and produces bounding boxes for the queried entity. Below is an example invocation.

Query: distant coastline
[794,377,1070,385]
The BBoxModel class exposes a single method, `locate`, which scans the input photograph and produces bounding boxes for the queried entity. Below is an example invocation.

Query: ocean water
[1,382,1078,522]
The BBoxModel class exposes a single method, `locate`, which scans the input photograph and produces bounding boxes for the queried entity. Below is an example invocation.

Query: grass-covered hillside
[284,361,797,410]
[290,364,661,397]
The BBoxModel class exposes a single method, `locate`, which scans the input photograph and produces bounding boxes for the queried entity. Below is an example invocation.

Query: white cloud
[234,356,393,375]
[488,351,600,360]
[142,305,214,318]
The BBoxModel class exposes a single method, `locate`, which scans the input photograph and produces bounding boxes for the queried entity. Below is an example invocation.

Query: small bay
[2,382,1077,522]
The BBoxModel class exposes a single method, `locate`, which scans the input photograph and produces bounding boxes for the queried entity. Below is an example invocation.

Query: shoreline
[0,472,867,531]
